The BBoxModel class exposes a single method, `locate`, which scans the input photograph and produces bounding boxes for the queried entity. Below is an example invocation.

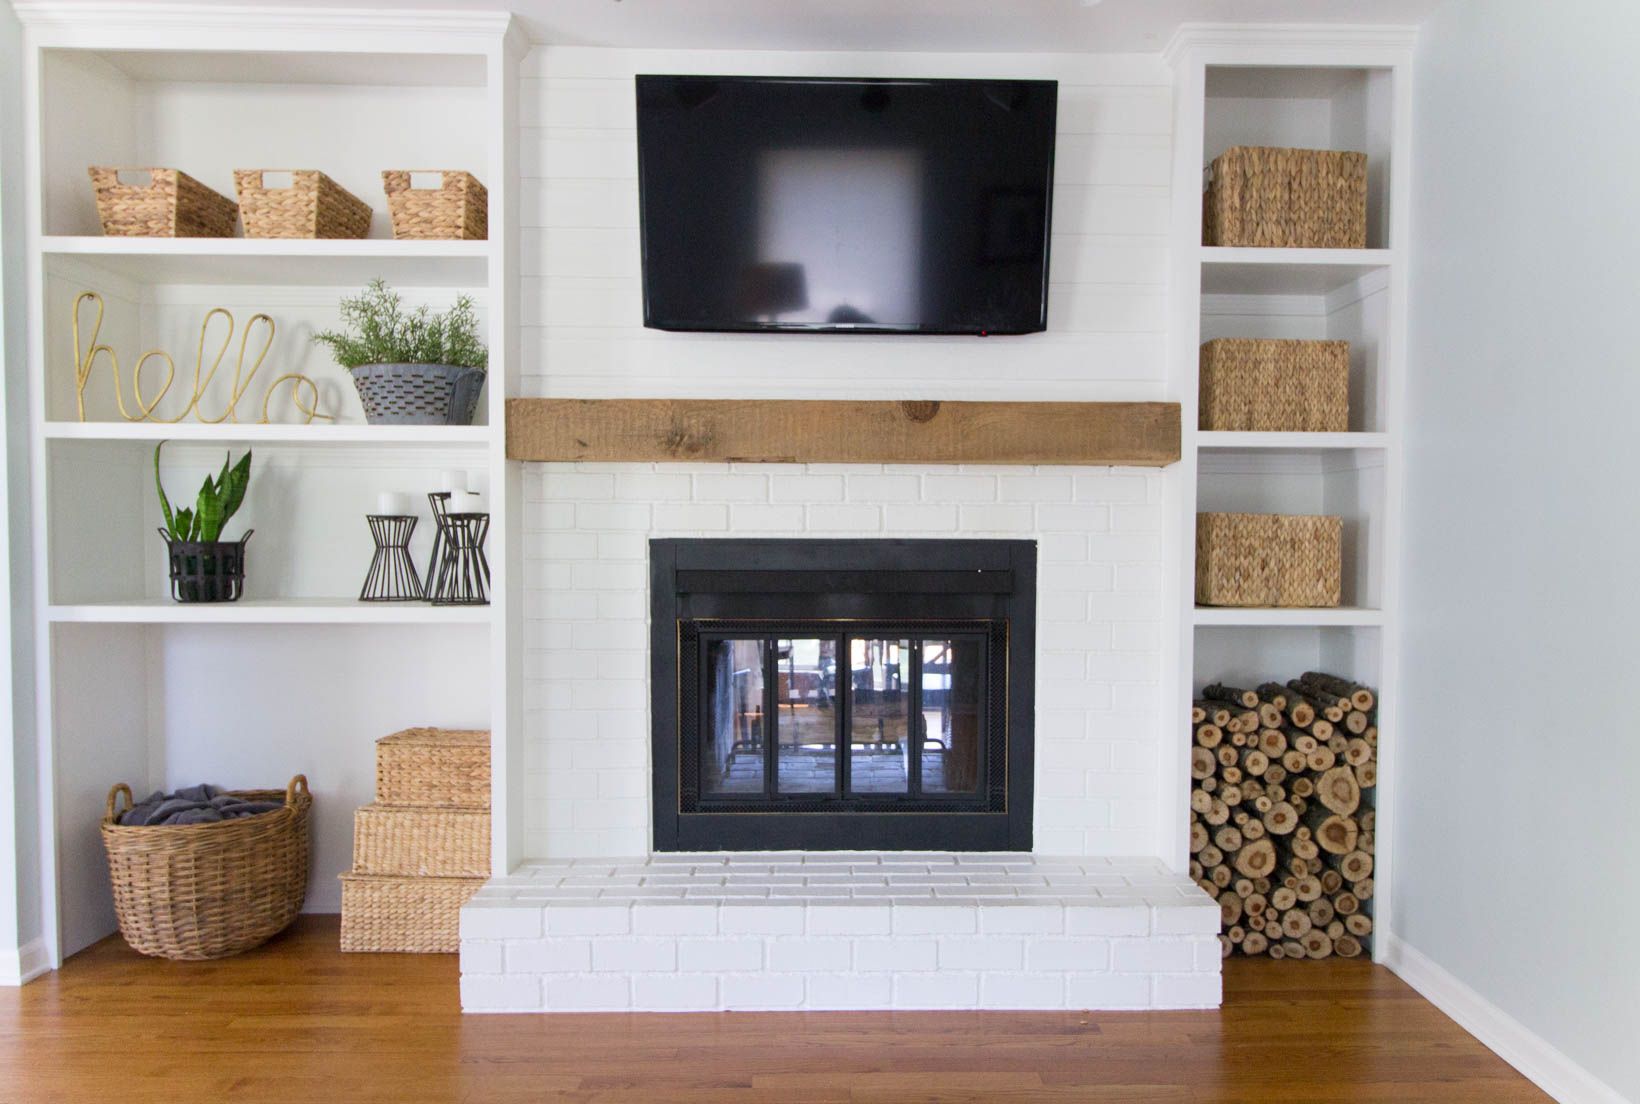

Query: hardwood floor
[0,916,1548,1103]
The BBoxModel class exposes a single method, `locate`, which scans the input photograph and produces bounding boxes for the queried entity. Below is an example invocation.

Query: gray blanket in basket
[118,784,284,826]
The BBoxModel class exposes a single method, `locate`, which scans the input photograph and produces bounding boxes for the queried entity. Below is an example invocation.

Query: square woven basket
[1199,338,1350,432]
[382,170,488,240]
[351,804,490,878]
[234,169,372,239]
[1203,146,1367,249]
[1196,512,1342,608]
[339,873,484,953]
[89,166,238,238]
[375,728,490,808]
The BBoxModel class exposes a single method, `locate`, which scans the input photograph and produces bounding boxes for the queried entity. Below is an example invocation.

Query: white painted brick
[998,474,1072,502]
[844,474,920,501]
[893,973,979,1010]
[613,471,692,499]
[540,471,614,499]
[460,905,543,941]
[591,938,677,972]
[770,475,844,503]
[1038,532,1087,561]
[572,561,646,590]
[893,905,978,935]
[979,905,1064,934]
[958,504,1036,531]
[938,936,1025,971]
[730,504,806,531]
[807,905,892,935]
[575,502,650,530]
[1036,504,1110,531]
[883,503,957,531]
[1073,474,1150,502]
[1027,937,1111,972]
[633,906,719,935]
[678,938,764,972]
[545,975,632,1011]
[461,973,543,1012]
[1152,903,1221,935]
[805,504,881,530]
[853,938,937,972]
[922,474,996,502]
[1111,938,1196,973]
[721,973,806,1010]
[718,906,805,935]
[653,502,729,530]
[506,938,593,973]
[766,939,852,972]
[544,905,631,935]
[633,973,719,1011]
[1111,504,1161,532]
[1066,972,1151,1010]
[980,973,1066,1009]
[1153,972,1222,1009]
[460,941,503,974]
[805,973,894,1010]
[694,474,768,501]
[1113,563,1161,593]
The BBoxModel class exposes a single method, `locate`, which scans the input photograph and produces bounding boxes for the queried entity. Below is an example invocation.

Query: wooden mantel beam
[506,398,1181,467]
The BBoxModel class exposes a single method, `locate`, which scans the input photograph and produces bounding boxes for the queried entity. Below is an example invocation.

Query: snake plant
[155,442,252,543]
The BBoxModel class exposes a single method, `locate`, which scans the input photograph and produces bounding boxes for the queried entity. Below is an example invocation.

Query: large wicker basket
[1203,146,1367,249]
[340,873,484,953]
[1197,512,1342,608]
[1200,339,1350,432]
[375,728,490,808]
[383,170,488,240]
[234,169,371,239]
[89,166,238,238]
[101,775,311,960]
[352,804,490,877]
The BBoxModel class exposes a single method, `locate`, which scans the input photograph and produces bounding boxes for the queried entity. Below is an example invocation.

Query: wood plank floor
[0,916,1547,1103]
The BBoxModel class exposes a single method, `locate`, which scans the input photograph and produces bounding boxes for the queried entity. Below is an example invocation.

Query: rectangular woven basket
[1196,512,1342,608]
[339,873,484,953]
[1203,146,1367,249]
[1200,339,1350,432]
[88,166,238,238]
[382,170,488,240]
[351,804,490,878]
[234,169,371,239]
[375,727,490,808]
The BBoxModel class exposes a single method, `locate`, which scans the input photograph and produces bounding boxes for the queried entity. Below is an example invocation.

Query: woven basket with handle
[1203,146,1367,249]
[235,169,372,239]
[89,166,238,238]
[382,170,488,240]
[101,775,311,960]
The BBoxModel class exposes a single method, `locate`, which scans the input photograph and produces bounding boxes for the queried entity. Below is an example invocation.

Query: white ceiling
[97,0,1441,52]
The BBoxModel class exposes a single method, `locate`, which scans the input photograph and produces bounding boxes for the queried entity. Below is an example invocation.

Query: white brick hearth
[460,853,1219,1012]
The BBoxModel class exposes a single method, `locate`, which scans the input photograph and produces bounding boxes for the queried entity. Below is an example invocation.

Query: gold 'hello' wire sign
[72,290,333,425]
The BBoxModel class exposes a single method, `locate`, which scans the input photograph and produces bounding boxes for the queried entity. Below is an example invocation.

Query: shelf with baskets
[41,237,491,287]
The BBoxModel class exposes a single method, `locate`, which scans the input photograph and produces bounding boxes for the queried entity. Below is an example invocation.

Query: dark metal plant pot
[350,363,485,426]
[158,530,252,603]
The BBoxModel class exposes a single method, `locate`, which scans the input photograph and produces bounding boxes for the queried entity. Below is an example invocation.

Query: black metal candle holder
[428,512,491,606]
[360,515,424,601]
[425,491,451,595]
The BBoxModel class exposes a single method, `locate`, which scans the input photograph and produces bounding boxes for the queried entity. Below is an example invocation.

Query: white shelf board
[42,237,490,287]
[1201,247,1392,295]
[48,599,492,625]
[44,421,492,446]
[1198,431,1389,451]
[1193,607,1385,628]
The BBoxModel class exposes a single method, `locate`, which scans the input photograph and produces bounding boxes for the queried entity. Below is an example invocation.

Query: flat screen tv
[635,75,1057,336]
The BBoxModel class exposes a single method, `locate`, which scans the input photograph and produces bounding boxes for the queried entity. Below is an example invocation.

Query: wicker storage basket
[1197,512,1342,608]
[89,166,238,238]
[351,804,490,877]
[339,873,483,953]
[375,728,490,808]
[382,170,488,240]
[1199,339,1350,432]
[100,775,311,960]
[234,169,371,239]
[1203,146,1367,249]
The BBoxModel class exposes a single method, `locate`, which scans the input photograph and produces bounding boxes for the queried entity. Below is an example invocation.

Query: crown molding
[1163,22,1418,69]
[12,2,514,41]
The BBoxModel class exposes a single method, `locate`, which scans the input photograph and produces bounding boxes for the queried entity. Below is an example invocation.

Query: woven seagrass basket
[374,728,490,808]
[234,169,371,239]
[1199,339,1350,432]
[1203,146,1367,249]
[89,167,238,238]
[339,873,484,953]
[382,170,488,240]
[1196,512,1342,608]
[351,804,490,878]
[101,775,311,960]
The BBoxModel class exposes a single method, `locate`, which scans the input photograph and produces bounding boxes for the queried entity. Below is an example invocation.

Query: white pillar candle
[376,492,413,516]
[448,490,484,514]
[440,470,468,493]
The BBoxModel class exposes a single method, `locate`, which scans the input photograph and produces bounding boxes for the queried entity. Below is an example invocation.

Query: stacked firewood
[1190,671,1377,960]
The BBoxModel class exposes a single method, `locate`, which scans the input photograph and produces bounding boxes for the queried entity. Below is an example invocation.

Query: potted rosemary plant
[155,442,253,603]
[313,278,488,425]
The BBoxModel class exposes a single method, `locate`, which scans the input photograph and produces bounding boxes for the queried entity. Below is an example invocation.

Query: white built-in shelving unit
[1162,28,1414,962]
[15,3,527,966]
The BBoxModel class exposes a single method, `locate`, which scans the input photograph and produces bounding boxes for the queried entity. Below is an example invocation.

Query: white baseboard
[0,937,50,985]
[1382,935,1630,1104]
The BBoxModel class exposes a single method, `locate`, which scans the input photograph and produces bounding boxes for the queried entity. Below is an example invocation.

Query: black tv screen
[635,75,1057,335]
